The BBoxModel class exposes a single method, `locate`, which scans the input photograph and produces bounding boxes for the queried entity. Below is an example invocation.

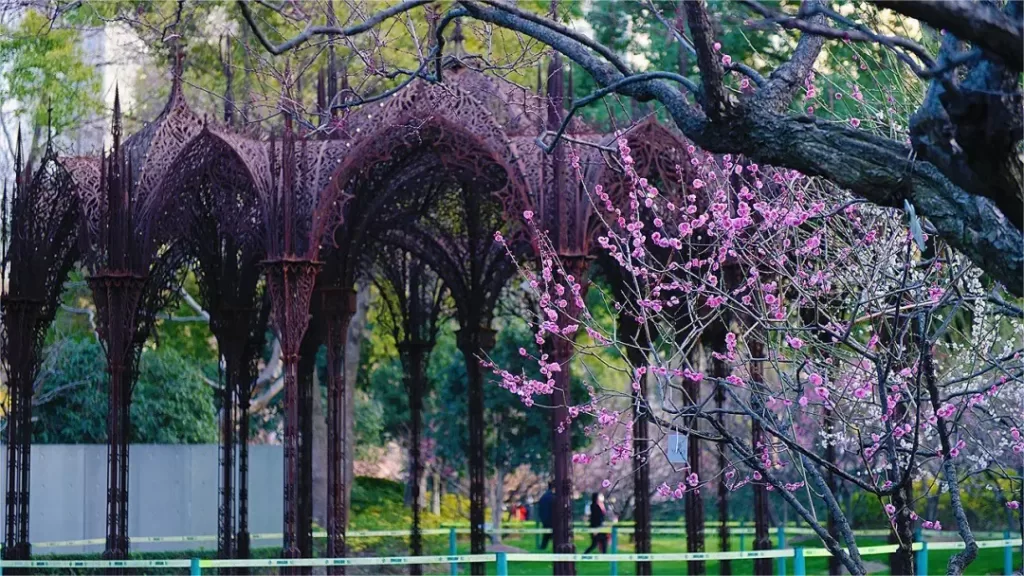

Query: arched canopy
[330,77,533,229]
[155,124,265,249]
[316,76,535,289]
[61,73,203,270]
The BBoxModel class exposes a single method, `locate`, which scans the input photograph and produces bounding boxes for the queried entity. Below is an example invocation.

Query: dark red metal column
[749,340,773,575]
[684,372,706,575]
[90,273,146,561]
[218,356,236,561]
[457,326,495,576]
[2,127,79,565]
[621,312,651,575]
[551,258,586,576]
[265,260,321,565]
[323,288,356,574]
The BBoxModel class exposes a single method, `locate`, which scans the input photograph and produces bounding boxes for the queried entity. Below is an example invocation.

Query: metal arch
[323,79,533,243]
[156,123,271,564]
[153,124,268,252]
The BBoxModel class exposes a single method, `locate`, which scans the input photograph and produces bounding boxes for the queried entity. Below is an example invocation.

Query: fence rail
[3,535,1019,576]
[27,525,1021,549]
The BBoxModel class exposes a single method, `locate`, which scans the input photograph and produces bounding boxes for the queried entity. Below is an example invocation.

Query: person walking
[537,482,554,549]
[583,492,608,554]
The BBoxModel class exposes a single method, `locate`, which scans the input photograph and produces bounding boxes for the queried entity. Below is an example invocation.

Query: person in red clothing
[583,492,608,553]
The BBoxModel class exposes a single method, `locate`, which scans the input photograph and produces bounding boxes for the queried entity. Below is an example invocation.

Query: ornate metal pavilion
[0,27,742,576]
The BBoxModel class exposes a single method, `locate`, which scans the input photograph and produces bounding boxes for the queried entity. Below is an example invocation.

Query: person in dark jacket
[537,482,554,549]
[583,492,608,554]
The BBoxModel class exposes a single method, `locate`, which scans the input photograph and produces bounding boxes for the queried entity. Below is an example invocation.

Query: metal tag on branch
[667,433,689,464]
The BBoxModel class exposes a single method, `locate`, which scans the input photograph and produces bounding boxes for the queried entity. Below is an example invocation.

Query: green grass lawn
[441,533,1022,575]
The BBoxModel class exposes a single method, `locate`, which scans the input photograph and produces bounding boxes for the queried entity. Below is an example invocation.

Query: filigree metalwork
[260,115,329,563]
[370,247,446,572]
[1,130,79,563]
[0,37,699,572]
[158,121,270,561]
[73,84,192,561]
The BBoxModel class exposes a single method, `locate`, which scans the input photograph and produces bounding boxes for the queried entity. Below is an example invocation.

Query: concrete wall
[0,444,283,553]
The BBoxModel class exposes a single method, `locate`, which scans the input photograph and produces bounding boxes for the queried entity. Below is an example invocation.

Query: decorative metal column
[684,360,706,576]
[261,116,324,566]
[86,96,148,561]
[617,308,651,575]
[549,256,584,576]
[542,32,587,576]
[708,318,732,576]
[1,128,78,563]
[265,258,320,561]
[404,339,428,569]
[87,99,146,560]
[748,340,773,575]
[321,287,357,574]
[90,273,146,560]
[297,328,320,559]
[456,325,496,576]
[373,250,446,574]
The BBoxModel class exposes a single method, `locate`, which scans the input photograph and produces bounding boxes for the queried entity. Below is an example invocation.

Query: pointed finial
[44,99,56,154]
[14,125,23,177]
[112,84,123,148]
[317,66,326,119]
[450,18,465,58]
[170,36,185,100]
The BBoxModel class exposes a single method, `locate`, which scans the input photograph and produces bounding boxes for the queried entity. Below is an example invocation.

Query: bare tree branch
[237,0,436,55]
[874,0,1023,70]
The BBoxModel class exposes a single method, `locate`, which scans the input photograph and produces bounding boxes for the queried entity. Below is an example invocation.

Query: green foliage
[0,10,101,136]
[151,275,219,382]
[427,316,588,476]
[32,338,217,444]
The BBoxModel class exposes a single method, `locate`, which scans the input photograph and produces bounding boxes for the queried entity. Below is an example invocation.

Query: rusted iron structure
[1,129,79,563]
[165,115,271,561]
[63,80,194,560]
[3,26,701,572]
[371,248,447,575]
